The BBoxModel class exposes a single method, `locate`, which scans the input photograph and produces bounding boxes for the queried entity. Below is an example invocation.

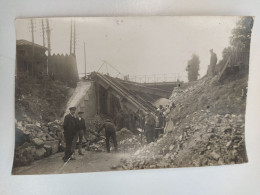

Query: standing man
[209,49,218,76]
[63,106,77,162]
[145,112,156,144]
[71,111,86,156]
[97,119,118,153]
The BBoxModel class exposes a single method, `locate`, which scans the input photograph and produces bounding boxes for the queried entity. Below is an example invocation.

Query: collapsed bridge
[65,72,179,131]
[91,72,178,115]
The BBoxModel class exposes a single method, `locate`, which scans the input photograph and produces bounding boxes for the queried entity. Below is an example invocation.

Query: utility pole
[41,19,47,75]
[73,20,76,55]
[46,18,51,56]
[46,18,51,75]
[84,42,86,78]
[29,19,35,76]
[70,19,72,55]
[41,19,45,47]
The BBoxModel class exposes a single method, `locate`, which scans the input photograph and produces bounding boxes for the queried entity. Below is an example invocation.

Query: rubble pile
[13,120,65,167]
[119,75,248,170]
[117,128,142,153]
[86,127,141,153]
[14,76,74,167]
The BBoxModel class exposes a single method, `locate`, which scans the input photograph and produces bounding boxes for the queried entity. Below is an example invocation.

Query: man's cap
[78,111,84,114]
[69,106,76,111]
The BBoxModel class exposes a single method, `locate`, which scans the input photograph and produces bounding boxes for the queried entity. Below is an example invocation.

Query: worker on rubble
[114,109,125,131]
[97,119,118,153]
[209,49,218,76]
[63,106,77,162]
[138,110,145,131]
[71,111,86,156]
[144,112,156,143]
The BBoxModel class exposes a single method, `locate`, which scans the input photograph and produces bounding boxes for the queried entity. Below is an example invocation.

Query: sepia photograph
[12,16,254,175]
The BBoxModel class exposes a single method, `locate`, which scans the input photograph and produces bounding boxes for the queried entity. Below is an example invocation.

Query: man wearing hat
[97,119,118,153]
[71,111,86,156]
[144,112,156,143]
[63,106,77,162]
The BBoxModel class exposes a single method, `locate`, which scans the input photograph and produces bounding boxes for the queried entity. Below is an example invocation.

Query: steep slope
[14,76,75,167]
[120,75,248,169]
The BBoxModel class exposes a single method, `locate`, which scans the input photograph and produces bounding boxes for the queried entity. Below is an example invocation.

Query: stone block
[44,144,52,157]
[45,140,59,154]
[35,148,46,160]
[32,138,45,148]
[210,151,221,161]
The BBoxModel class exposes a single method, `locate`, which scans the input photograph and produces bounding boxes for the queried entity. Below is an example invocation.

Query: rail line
[93,72,157,113]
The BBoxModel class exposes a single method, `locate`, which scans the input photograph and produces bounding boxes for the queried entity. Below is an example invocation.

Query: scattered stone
[32,138,44,148]
[134,150,141,156]
[169,145,175,151]
[34,148,46,160]
[210,151,221,161]
[45,140,59,154]
[224,128,232,134]
[225,114,230,118]
[164,153,170,159]
[36,122,41,128]
[44,145,52,156]
[218,158,225,165]
[111,165,119,169]
[226,141,232,148]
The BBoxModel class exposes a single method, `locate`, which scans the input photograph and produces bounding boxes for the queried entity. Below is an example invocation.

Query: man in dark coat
[71,111,86,155]
[98,119,118,153]
[63,106,77,162]
[145,112,156,144]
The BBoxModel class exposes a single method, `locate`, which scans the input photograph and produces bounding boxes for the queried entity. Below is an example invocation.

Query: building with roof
[16,39,48,76]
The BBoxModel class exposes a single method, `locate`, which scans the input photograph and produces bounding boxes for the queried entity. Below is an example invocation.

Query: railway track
[93,72,157,113]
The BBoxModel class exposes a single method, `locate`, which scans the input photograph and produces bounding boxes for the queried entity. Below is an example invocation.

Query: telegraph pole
[70,19,72,55]
[46,18,51,56]
[84,42,86,78]
[41,19,45,47]
[73,20,76,55]
[30,19,35,76]
[46,18,51,75]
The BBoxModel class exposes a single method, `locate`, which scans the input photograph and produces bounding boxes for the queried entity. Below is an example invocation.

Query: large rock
[210,151,221,161]
[35,148,46,160]
[15,127,30,147]
[25,124,40,131]
[45,140,59,154]
[43,144,52,157]
[13,145,36,167]
[46,133,55,141]
[32,138,45,148]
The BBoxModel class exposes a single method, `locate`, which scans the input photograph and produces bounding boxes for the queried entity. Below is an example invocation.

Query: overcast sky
[15,16,239,81]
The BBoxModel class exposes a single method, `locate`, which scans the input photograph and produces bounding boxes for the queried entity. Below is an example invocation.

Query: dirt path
[12,150,129,175]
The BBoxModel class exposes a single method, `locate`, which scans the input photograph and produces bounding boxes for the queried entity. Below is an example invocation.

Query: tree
[230,16,254,51]
[186,54,200,82]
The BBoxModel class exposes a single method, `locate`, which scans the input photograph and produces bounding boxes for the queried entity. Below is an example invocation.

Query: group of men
[62,106,118,162]
[138,106,166,144]
[62,104,167,162]
[62,107,86,162]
